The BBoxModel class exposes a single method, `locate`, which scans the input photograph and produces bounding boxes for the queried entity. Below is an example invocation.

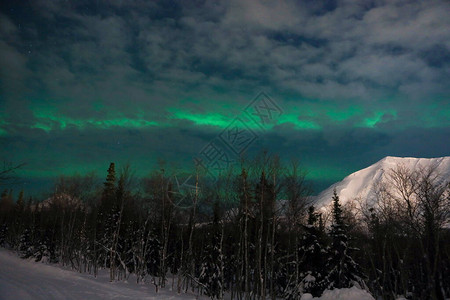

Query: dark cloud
[0,0,449,194]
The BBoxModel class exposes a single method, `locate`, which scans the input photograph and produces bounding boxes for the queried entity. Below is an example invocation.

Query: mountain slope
[314,156,450,210]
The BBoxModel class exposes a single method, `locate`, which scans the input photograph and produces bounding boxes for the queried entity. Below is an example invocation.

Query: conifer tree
[254,170,275,298]
[102,163,116,209]
[145,232,161,277]
[18,227,34,258]
[199,230,224,299]
[97,163,117,269]
[325,190,365,290]
[284,206,327,299]
[299,206,327,296]
[199,200,224,299]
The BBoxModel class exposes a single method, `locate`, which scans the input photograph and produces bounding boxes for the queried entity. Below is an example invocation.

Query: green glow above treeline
[26,107,395,133]
[30,108,159,133]
[1,99,448,136]
[16,157,345,186]
[168,108,234,128]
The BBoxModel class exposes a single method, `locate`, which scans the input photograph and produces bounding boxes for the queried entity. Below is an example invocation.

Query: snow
[31,193,85,212]
[0,248,378,300]
[301,286,375,300]
[315,156,450,210]
[0,249,205,299]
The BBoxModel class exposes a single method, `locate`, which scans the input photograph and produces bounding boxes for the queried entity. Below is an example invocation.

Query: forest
[0,155,449,300]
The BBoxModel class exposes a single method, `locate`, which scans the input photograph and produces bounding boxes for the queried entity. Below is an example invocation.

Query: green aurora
[1,0,449,195]
[1,100,446,183]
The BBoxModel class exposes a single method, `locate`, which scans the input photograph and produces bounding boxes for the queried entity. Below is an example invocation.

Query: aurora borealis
[0,0,449,194]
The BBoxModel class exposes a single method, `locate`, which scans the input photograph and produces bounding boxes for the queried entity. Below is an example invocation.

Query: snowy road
[0,250,201,300]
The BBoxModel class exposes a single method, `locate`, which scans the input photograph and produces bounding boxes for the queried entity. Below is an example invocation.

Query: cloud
[0,14,30,100]
[0,0,449,193]
[5,0,449,109]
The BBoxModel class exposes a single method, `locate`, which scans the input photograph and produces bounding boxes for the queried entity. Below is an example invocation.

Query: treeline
[0,155,449,300]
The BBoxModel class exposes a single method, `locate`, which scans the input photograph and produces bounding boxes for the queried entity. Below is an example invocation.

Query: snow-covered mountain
[32,193,85,211]
[314,156,450,210]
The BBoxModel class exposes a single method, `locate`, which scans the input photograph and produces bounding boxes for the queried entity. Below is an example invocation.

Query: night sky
[1,0,449,195]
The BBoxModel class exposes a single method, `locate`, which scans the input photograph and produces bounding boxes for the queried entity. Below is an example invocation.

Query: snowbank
[301,286,375,300]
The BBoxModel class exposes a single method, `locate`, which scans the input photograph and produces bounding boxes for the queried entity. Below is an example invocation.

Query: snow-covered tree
[199,230,224,299]
[199,201,224,299]
[18,227,34,258]
[325,190,365,290]
[284,206,327,299]
[299,206,327,296]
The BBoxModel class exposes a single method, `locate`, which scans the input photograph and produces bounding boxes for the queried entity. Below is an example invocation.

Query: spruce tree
[254,171,275,298]
[18,227,34,258]
[199,200,224,299]
[144,232,161,277]
[254,171,275,226]
[101,163,116,209]
[299,206,327,296]
[199,230,224,299]
[284,206,327,299]
[325,190,365,290]
[97,162,117,268]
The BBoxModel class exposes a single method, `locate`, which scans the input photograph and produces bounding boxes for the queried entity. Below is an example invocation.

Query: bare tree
[0,161,25,187]
[366,163,450,299]
[415,167,449,300]
[53,173,97,270]
[284,158,311,296]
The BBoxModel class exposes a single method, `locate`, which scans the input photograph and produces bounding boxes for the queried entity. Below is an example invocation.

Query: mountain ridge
[314,156,450,210]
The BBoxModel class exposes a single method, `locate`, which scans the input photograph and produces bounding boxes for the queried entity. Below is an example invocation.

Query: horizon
[4,154,450,201]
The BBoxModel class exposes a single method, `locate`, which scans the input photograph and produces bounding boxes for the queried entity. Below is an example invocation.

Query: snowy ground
[0,249,206,300]
[301,287,375,300]
[0,249,377,300]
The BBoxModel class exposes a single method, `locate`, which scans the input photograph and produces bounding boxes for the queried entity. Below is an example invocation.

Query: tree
[0,161,25,187]
[199,201,224,299]
[299,206,327,297]
[0,189,13,221]
[366,164,450,299]
[414,167,449,299]
[325,190,365,290]
[254,170,274,298]
[284,159,311,230]
[96,163,117,274]
[237,167,252,299]
[283,159,312,298]
[109,173,125,281]
[283,206,326,299]
[16,190,24,212]
[101,163,116,208]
